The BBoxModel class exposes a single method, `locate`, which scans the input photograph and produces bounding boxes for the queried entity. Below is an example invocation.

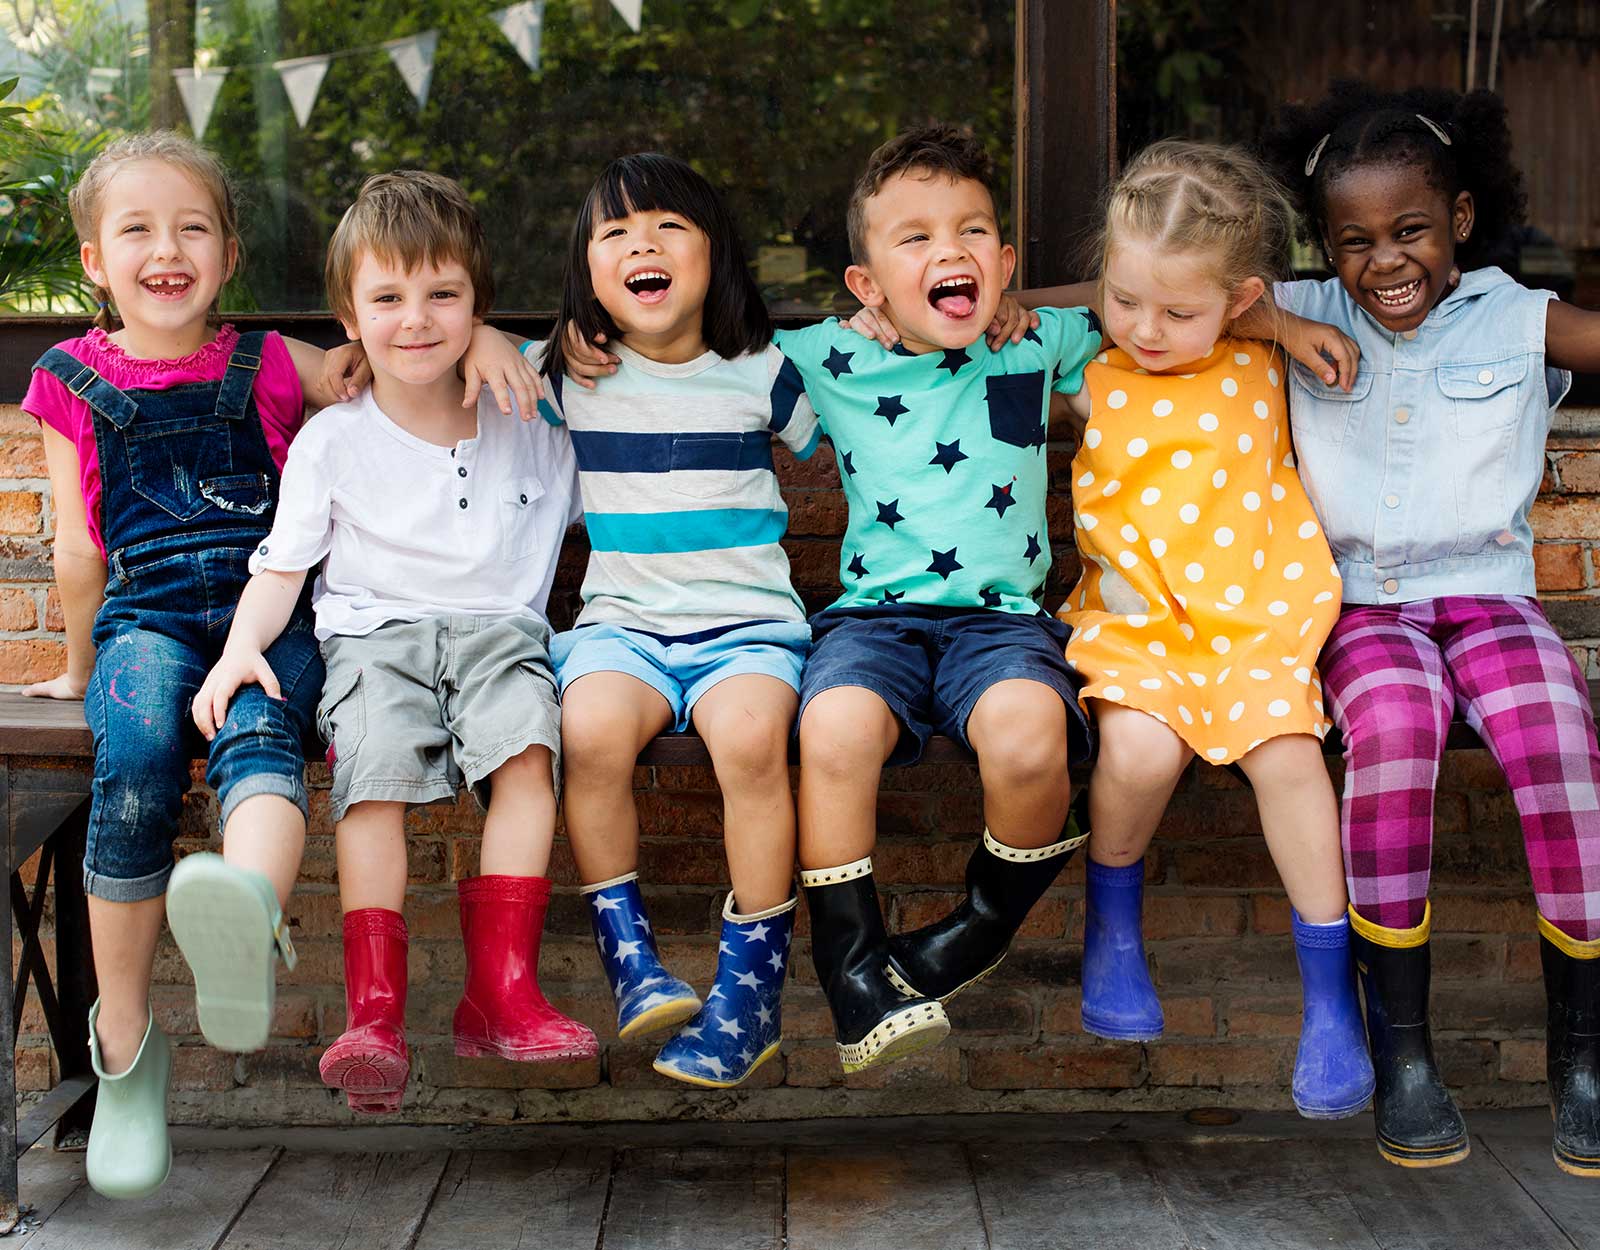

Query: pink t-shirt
[22,326,304,557]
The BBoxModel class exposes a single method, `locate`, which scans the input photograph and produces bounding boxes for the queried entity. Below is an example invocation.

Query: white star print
[739,1048,753,1065]
[707,986,725,1002]
[742,923,771,944]
[717,1018,744,1038]
[755,1005,774,1026]
[639,917,652,934]
[734,970,761,990]
[678,1024,704,1040]
[719,941,735,956]
[700,1055,728,1078]
[767,951,785,973]
[592,894,623,913]
[614,939,643,960]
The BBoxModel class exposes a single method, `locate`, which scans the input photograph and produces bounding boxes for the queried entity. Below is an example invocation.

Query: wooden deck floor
[7,1108,1596,1249]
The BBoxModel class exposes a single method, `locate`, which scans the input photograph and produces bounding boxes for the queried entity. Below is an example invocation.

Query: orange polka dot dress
[1058,340,1340,763]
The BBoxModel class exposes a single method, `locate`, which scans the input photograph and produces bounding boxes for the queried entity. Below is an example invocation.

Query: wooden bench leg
[51,803,95,1145]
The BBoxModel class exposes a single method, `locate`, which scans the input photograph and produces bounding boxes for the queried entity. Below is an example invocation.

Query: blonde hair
[1096,140,1295,319]
[67,131,241,332]
[324,170,494,325]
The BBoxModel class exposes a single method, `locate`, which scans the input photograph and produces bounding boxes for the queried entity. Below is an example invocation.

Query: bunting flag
[491,1,545,73]
[273,53,331,128]
[86,66,121,96]
[384,30,439,109]
[171,67,229,140]
[610,0,642,32]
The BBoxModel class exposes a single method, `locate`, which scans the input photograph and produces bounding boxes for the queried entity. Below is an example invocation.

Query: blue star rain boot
[654,893,796,1087]
[1080,857,1165,1041]
[584,872,701,1039]
[1291,909,1376,1119]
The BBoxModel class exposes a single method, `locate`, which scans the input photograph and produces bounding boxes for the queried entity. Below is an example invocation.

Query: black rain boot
[1538,915,1600,1177]
[884,793,1088,1003]
[1350,903,1470,1168]
[801,857,949,1073]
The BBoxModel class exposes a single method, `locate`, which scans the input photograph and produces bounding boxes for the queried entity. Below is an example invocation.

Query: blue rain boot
[654,893,796,1087]
[583,872,701,1040]
[1292,909,1378,1119]
[1080,858,1164,1041]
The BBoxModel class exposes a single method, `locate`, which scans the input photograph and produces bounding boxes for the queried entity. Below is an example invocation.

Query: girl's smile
[588,208,711,363]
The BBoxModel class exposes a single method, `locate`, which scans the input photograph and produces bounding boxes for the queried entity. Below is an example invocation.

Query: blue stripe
[537,397,564,426]
[585,508,788,553]
[793,425,821,461]
[569,429,773,475]
[769,354,806,433]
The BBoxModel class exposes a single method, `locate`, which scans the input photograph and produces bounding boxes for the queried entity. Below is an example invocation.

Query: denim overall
[34,334,323,902]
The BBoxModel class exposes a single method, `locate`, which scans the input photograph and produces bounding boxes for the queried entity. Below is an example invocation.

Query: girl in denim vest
[1263,81,1600,1176]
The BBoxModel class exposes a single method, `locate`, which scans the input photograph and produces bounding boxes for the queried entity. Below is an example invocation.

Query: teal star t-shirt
[773,307,1100,614]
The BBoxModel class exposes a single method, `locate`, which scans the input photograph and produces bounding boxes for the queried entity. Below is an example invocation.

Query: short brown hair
[324,170,493,323]
[846,124,996,264]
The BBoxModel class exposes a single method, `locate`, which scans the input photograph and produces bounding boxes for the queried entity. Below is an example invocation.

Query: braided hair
[1259,79,1526,272]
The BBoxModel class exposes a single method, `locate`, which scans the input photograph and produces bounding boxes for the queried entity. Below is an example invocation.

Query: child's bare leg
[479,745,557,877]
[797,686,899,869]
[966,679,1072,848]
[335,801,408,913]
[88,896,166,1072]
[1236,734,1346,923]
[561,672,673,883]
[692,674,797,912]
[1087,702,1193,865]
[220,794,306,907]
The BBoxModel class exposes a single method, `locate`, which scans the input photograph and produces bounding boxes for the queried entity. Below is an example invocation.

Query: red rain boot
[454,875,598,1062]
[318,909,410,1115]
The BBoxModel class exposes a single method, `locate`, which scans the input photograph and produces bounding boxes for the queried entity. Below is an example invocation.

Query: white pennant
[610,0,641,32]
[491,1,545,72]
[384,30,439,110]
[273,54,330,129]
[171,67,228,140]
[86,66,121,96]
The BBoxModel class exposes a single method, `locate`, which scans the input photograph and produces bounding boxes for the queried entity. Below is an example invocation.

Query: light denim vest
[1276,268,1571,605]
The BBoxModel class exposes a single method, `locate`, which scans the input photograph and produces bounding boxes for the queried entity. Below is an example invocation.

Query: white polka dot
[1117,550,1137,569]
[1330,562,1339,576]
[1201,709,1214,725]
[1225,585,1245,605]
[1242,491,1261,512]
[1127,614,1149,628]
[1077,470,1095,488]
[1207,747,1229,761]
[1229,701,1246,721]
[1186,671,1206,686]
[1140,678,1163,690]
[1221,377,1239,397]
[1179,504,1200,524]
[1314,700,1324,714]
[1214,601,1236,612]
[1296,521,1317,541]
[1106,390,1128,410]
[1253,549,1265,571]
[1294,667,1311,684]
[1083,624,1101,642]
[1199,412,1219,432]
[1152,713,1168,724]
[1249,668,1271,680]
[1078,591,1087,607]
[1141,487,1162,506]
[1268,601,1289,616]
[1282,453,1296,469]
[1299,618,1316,638]
[1213,527,1234,548]
[1085,429,1102,449]
[1172,450,1193,469]
[1150,538,1167,557]
[1179,623,1195,641]
[1267,518,1274,536]
[1120,524,1139,542]
[1152,398,1174,417]
[1105,670,1119,678]
[1167,670,1184,685]
[1103,685,1125,700]
[1313,591,1333,604]
[1102,479,1121,497]
[1175,594,1189,611]
[1284,561,1304,581]
[1271,483,1287,501]
[1177,705,1194,725]
[1212,469,1228,489]
[1268,367,1280,387]
[1237,434,1253,454]
[1185,562,1205,583]
[1268,699,1291,718]
[1253,399,1270,419]
[1281,656,1297,666]
[1148,641,1167,657]
[1211,636,1231,655]
[1095,352,1109,364]
[1127,437,1149,458]
[1217,666,1232,684]
[1233,351,1251,366]
[1079,513,1098,530]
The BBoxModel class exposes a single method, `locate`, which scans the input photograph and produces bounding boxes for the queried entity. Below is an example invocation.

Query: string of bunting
[149,0,643,139]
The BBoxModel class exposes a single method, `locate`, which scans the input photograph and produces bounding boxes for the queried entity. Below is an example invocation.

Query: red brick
[44,586,62,630]
[1506,936,1543,983]
[1143,894,1246,940]
[785,491,849,538]
[0,435,46,478]
[417,1044,600,1089]
[172,1045,236,1091]
[0,587,36,631]
[1557,450,1600,494]
[1435,893,1536,934]
[0,491,41,533]
[1149,1041,1292,1087]
[1532,496,1600,540]
[1249,894,1293,935]
[0,638,64,683]
[1498,1038,1545,1082]
[14,1044,52,1091]
[968,1042,1143,1090]
[0,405,38,435]
[1223,995,1301,1039]
[1534,543,1589,591]
[775,444,840,490]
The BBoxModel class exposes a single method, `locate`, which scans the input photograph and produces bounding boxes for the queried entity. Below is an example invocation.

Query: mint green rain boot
[87,1000,172,1199]
[166,852,297,1052]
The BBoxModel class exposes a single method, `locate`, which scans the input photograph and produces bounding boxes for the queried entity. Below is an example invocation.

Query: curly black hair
[1259,79,1526,272]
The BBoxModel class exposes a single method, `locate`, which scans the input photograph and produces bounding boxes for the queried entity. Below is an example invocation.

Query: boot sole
[1080,1008,1164,1043]
[653,1038,782,1088]
[455,1036,598,1062]
[618,996,702,1041]
[166,856,278,1053]
[839,1003,950,1074]
[1376,1135,1471,1168]
[1553,1147,1600,1177]
[320,1048,408,1100]
[884,953,1005,1005]
[1294,1091,1375,1120]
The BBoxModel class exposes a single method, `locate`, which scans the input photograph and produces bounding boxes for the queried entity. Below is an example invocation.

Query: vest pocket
[1439,356,1527,440]
[985,372,1047,449]
[123,415,234,521]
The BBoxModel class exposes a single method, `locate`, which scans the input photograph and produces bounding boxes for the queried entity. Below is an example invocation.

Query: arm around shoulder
[1545,300,1600,375]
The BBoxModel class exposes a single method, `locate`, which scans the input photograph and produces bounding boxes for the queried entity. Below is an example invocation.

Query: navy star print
[839,450,856,477]
[880,588,905,604]
[1023,533,1042,562]
[823,346,855,380]
[985,482,1016,517]
[847,553,869,580]
[875,499,904,529]
[928,547,963,580]
[875,395,909,426]
[929,440,968,474]
[938,348,970,376]
[979,587,1003,608]
[1022,327,1043,346]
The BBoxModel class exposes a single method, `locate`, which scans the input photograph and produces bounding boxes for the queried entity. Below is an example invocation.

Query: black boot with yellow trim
[801,857,949,1073]
[1538,914,1600,1177]
[1349,902,1470,1168]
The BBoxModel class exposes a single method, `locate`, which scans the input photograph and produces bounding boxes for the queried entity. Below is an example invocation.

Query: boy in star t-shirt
[774,125,1102,1073]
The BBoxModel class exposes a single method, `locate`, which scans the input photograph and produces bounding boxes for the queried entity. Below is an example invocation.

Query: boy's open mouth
[625,268,673,305]
[928,275,978,319]
[1369,277,1424,313]
[141,273,194,298]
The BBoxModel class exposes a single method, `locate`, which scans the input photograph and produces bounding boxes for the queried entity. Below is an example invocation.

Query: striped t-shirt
[531,340,821,635]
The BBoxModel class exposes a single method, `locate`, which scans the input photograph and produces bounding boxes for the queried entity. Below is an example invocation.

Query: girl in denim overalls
[1262,82,1600,1176]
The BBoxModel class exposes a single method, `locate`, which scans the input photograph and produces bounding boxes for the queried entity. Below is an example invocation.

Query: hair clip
[1304,133,1331,177]
[1415,114,1452,145]
[96,300,109,309]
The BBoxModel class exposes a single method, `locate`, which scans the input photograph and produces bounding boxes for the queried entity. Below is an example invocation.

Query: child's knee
[1096,711,1189,789]
[707,717,791,786]
[561,702,644,776]
[488,742,556,792]
[798,689,896,776]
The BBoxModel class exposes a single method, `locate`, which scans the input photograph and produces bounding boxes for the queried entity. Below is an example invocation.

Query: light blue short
[550,619,811,732]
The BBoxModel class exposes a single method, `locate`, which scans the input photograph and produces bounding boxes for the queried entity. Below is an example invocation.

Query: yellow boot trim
[1347,900,1430,949]
[1537,913,1600,960]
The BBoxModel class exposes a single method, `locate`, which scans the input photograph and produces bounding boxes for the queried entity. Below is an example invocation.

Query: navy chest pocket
[122,412,236,521]
[985,372,1047,449]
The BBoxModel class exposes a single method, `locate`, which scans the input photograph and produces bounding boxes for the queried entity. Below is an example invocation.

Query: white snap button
[1394,408,1410,424]
[1383,578,1399,594]
[1401,330,1418,341]
[1385,494,1399,508]
[1478,369,1494,384]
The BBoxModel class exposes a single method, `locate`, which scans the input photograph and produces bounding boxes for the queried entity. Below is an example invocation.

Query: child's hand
[319,342,370,406]
[462,324,544,418]
[21,672,87,701]
[562,324,620,389]
[986,294,1041,350]
[193,647,281,741]
[840,306,900,350]
[1283,315,1362,392]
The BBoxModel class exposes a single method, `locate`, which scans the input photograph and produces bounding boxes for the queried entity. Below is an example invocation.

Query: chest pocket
[501,478,547,560]
[1288,362,1372,448]
[669,431,767,499]
[985,372,1047,449]
[1438,356,1526,441]
[123,412,236,521]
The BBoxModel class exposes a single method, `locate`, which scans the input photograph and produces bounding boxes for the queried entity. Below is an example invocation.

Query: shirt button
[1385,494,1400,508]
[1478,368,1494,385]
[1394,407,1410,424]
[1401,330,1418,341]
[519,493,528,504]
[258,544,268,554]
[458,498,468,510]
[457,466,467,478]
[1383,578,1399,594]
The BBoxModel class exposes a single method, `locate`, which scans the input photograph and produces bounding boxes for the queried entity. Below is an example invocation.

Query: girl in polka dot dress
[1058,142,1375,1119]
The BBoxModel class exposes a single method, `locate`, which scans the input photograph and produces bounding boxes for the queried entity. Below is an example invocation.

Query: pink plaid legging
[1320,594,1600,941]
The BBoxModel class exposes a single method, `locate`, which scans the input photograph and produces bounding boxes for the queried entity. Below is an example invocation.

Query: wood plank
[1143,1139,1380,1250]
[786,1144,987,1250]
[970,1141,1188,1250]
[13,1144,87,1247]
[1479,1133,1600,1250]
[25,1147,278,1250]
[603,1146,782,1250]
[1316,1137,1575,1250]
[216,1150,450,1250]
[411,1148,610,1250]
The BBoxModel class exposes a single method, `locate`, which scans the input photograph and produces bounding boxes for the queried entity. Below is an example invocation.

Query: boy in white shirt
[194,170,591,1114]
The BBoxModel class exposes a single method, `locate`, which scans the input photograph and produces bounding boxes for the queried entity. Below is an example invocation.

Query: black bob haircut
[1259,79,1527,273]
[542,153,772,381]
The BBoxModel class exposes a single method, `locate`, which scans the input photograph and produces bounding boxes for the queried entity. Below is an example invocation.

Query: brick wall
[6,402,1597,1125]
